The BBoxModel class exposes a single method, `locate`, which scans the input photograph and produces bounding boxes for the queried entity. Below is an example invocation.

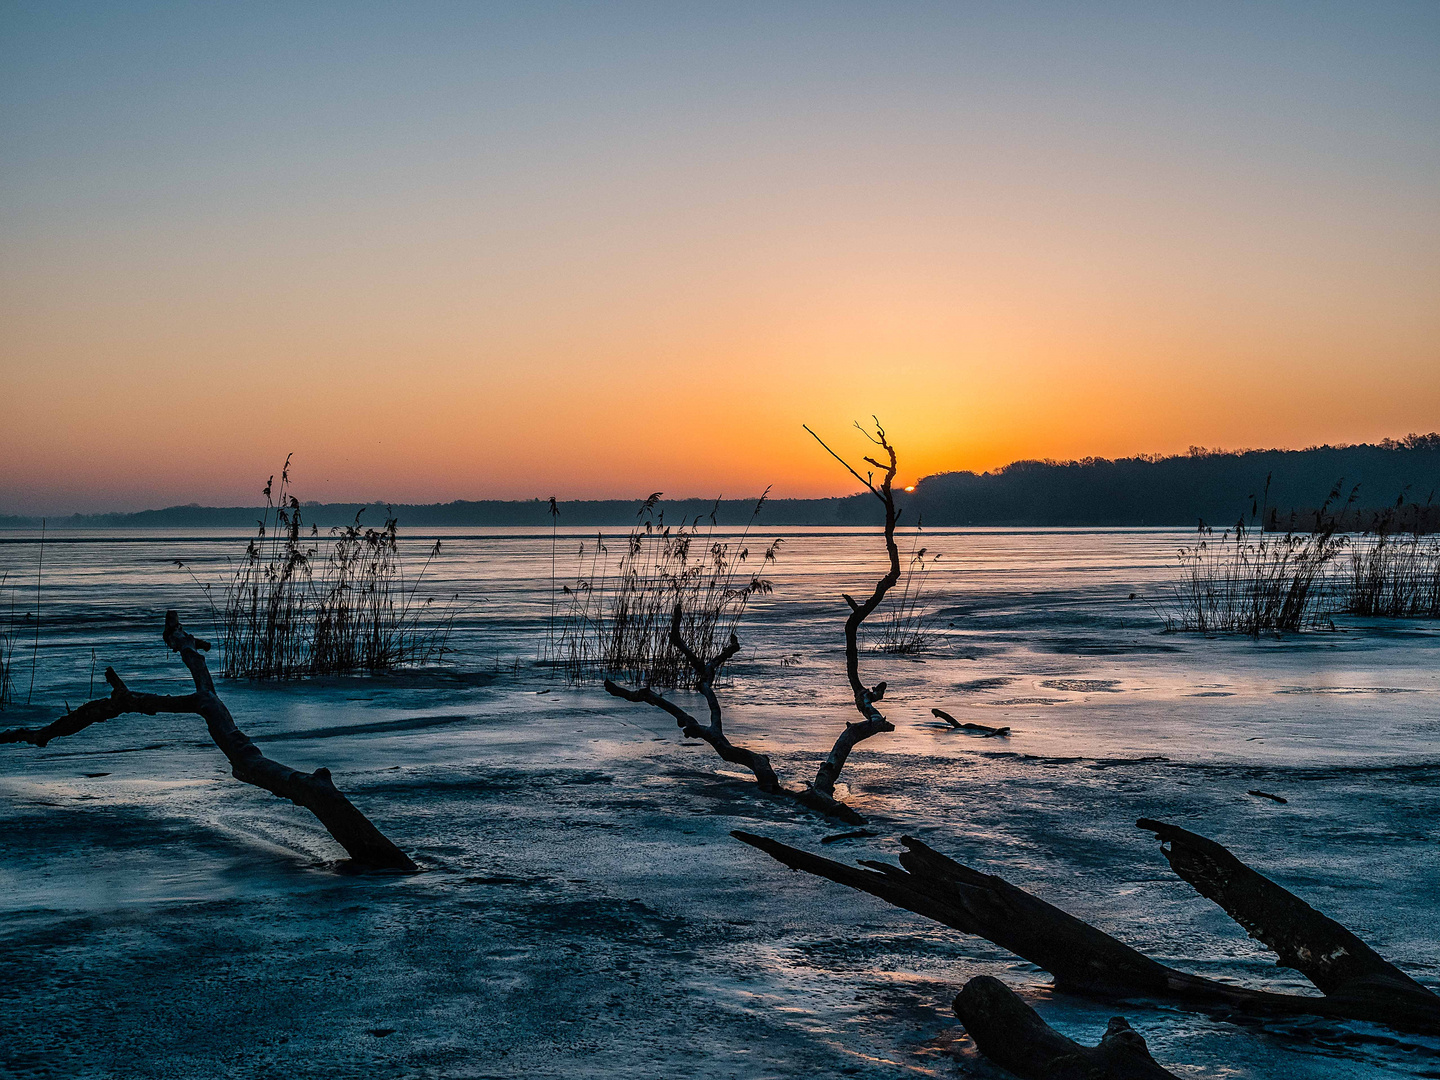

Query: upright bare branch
[2,611,416,872]
[805,418,902,798]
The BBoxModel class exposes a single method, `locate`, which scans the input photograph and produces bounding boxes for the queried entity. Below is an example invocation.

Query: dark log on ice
[1246,789,1287,804]
[731,826,1440,1033]
[953,976,1179,1080]
[931,708,1010,736]
[804,419,901,800]
[732,829,1229,999]
[1138,818,1440,1032]
[0,611,417,872]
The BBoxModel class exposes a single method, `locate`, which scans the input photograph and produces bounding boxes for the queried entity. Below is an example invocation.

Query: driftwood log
[1,611,416,871]
[733,822,1440,1035]
[931,707,1009,737]
[604,419,907,824]
[953,976,1179,1080]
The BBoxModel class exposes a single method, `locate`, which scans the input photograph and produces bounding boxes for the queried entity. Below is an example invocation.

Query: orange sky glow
[2,5,1437,514]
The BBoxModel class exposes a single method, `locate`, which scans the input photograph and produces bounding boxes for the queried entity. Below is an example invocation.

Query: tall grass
[1341,500,1440,617]
[182,458,454,679]
[1161,481,1440,632]
[0,573,19,709]
[1161,517,1346,635]
[545,492,780,686]
[873,523,939,654]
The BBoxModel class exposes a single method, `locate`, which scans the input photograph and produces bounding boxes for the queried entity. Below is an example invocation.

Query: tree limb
[1138,818,1440,1029]
[2,611,416,872]
[812,418,900,799]
[604,604,780,792]
[1,668,197,747]
[954,976,1180,1080]
[603,606,868,822]
[731,827,1440,1034]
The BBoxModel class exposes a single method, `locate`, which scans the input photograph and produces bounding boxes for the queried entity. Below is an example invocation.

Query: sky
[2,2,1437,514]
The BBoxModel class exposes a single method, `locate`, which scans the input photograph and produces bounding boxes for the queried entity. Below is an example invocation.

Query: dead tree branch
[1,669,198,746]
[604,604,866,822]
[805,418,901,799]
[732,823,1440,1034]
[1,611,416,872]
[602,419,905,824]
[605,603,780,791]
[1138,818,1440,1030]
[954,976,1179,1080]
[931,707,1009,737]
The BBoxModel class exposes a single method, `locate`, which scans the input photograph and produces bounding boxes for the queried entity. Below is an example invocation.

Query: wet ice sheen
[2,527,1439,1078]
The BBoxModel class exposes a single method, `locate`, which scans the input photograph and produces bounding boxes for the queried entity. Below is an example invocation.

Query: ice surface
[2,527,1439,1077]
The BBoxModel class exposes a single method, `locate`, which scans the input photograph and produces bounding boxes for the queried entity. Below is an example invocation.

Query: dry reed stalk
[1160,482,1354,634]
[546,491,779,687]
[1340,495,1440,618]
[0,572,19,709]
[180,457,454,679]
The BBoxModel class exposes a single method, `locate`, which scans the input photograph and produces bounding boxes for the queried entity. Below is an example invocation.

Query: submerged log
[1,611,416,872]
[931,708,1010,736]
[1138,818,1440,1031]
[732,823,1440,1034]
[1247,789,1287,804]
[953,976,1179,1080]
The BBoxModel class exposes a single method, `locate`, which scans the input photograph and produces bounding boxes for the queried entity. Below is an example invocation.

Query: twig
[26,518,43,705]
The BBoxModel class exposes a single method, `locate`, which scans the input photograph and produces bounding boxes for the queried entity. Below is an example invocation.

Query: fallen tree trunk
[732,824,1440,1034]
[1138,818,1440,1032]
[931,708,1009,736]
[2,611,416,872]
[953,976,1179,1080]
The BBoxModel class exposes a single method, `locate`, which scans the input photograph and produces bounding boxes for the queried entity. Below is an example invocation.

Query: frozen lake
[2,526,1439,1078]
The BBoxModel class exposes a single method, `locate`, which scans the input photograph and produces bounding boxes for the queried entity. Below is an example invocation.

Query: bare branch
[802,425,881,500]
[3,612,416,871]
[811,418,901,799]
[1,668,197,747]
[603,608,779,794]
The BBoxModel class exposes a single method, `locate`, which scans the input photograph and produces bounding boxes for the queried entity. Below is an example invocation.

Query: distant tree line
[903,434,1440,529]
[4,434,1438,531]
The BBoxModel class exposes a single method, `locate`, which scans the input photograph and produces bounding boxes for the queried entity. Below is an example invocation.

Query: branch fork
[3,611,416,872]
[606,420,906,825]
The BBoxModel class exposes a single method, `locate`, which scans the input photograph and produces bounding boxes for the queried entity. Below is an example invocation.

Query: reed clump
[1161,517,1346,635]
[545,492,779,687]
[873,523,939,654]
[0,573,20,709]
[1340,500,1440,617]
[183,458,453,679]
